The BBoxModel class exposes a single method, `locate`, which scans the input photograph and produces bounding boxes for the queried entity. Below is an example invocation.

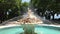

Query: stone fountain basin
[0,24,60,34]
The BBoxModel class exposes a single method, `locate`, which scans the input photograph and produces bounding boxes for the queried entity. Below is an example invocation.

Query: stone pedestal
[21,24,37,34]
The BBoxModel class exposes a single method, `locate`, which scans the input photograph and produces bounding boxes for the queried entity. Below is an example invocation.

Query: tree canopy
[31,0,60,20]
[0,0,22,23]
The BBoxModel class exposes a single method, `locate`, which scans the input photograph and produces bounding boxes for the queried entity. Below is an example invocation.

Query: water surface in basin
[0,25,60,34]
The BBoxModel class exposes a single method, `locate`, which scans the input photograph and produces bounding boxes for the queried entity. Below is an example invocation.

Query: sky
[22,0,30,3]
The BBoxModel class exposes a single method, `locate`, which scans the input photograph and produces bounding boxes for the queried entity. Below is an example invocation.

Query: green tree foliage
[31,0,60,20]
[22,2,29,7]
[0,0,22,23]
[15,0,22,15]
[20,2,29,15]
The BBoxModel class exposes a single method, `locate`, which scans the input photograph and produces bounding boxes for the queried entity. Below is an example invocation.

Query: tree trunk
[48,13,51,20]
[52,14,54,20]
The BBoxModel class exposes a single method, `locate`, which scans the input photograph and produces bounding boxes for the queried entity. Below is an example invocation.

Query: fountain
[0,8,60,34]
[21,24,37,34]
[19,8,42,34]
[18,8,43,24]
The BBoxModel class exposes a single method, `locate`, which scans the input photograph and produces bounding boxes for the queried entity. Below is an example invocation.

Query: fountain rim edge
[0,24,60,29]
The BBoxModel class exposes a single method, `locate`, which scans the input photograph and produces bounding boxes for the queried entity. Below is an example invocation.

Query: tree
[15,0,22,15]
[31,0,60,20]
[0,0,22,23]
[20,2,29,15]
